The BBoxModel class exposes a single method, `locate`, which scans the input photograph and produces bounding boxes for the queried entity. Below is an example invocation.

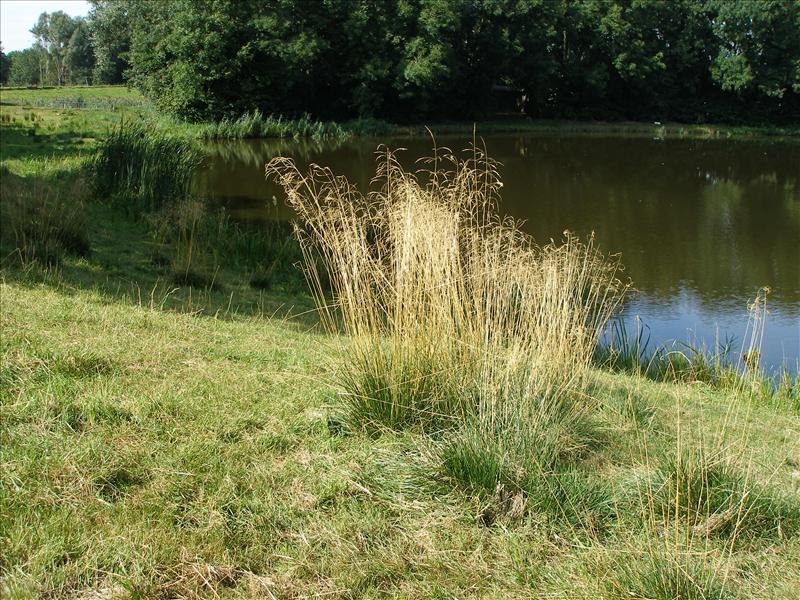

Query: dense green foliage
[0,46,9,85]
[118,0,800,123]
[5,48,42,87]
[4,1,799,124]
[27,12,95,86]
[92,123,199,215]
[87,0,130,84]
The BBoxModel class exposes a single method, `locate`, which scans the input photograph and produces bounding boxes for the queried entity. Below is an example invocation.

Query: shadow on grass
[1,169,320,329]
[0,121,95,163]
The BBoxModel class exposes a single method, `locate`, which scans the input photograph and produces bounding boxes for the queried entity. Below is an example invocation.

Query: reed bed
[92,123,201,216]
[199,110,351,141]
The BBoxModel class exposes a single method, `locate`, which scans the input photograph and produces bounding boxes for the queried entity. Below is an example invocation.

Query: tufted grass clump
[437,411,613,529]
[0,173,90,267]
[267,145,627,434]
[610,550,730,600]
[649,447,800,543]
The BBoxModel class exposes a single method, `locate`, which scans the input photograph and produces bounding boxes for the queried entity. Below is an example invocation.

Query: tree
[116,0,800,123]
[710,0,800,98]
[31,11,80,85]
[88,0,131,84]
[395,0,515,119]
[66,19,95,84]
[7,48,41,86]
[0,44,10,85]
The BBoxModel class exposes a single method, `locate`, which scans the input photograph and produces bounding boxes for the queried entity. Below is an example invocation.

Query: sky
[1,0,91,52]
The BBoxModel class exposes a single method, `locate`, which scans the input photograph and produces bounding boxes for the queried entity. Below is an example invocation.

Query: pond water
[196,133,800,373]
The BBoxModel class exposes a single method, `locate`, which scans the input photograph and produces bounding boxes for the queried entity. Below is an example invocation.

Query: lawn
[0,86,153,177]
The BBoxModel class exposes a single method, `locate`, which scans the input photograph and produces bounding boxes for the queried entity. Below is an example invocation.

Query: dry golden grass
[267,144,627,434]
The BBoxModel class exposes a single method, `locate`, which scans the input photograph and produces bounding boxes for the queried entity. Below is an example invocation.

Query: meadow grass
[146,199,308,293]
[0,85,143,104]
[0,168,90,268]
[0,86,380,155]
[2,87,800,598]
[2,272,799,598]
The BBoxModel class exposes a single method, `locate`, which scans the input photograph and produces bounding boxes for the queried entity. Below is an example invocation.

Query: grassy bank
[2,251,800,598]
[2,86,800,598]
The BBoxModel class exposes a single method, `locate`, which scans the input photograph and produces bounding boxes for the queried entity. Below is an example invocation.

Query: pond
[196,133,800,374]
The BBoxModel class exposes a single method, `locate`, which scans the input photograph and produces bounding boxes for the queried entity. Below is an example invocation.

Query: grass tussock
[268,144,628,531]
[438,426,614,529]
[610,549,731,600]
[0,172,90,267]
[268,144,628,433]
[88,123,305,292]
[92,122,200,215]
[648,447,800,543]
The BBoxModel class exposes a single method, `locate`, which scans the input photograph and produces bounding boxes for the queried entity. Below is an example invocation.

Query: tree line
[2,12,96,87]
[2,0,799,124]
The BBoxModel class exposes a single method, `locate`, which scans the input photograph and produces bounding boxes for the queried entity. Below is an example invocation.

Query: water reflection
[197,134,800,371]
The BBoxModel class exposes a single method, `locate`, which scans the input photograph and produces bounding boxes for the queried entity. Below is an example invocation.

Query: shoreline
[2,85,798,141]
[388,118,800,140]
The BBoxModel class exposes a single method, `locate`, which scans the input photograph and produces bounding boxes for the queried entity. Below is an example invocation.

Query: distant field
[0,85,145,105]
[0,86,154,175]
[2,86,796,146]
